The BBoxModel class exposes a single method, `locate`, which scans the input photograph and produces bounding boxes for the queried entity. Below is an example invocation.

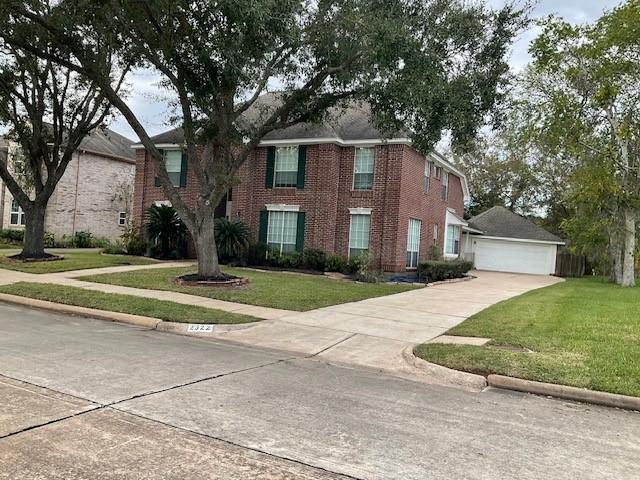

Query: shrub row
[417,260,473,283]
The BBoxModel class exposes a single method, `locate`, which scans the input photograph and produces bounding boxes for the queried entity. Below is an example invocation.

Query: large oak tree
[0,6,122,258]
[2,0,527,277]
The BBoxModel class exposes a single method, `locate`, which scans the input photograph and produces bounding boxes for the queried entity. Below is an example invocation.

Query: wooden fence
[555,252,586,277]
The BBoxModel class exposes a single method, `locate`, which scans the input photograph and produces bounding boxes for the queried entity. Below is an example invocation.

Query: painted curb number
[187,324,214,333]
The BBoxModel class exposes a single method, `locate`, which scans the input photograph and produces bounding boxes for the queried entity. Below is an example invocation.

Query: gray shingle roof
[468,206,563,243]
[149,94,405,144]
[78,127,135,161]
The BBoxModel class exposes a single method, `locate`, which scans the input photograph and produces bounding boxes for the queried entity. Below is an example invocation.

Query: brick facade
[133,143,465,272]
[1,150,135,242]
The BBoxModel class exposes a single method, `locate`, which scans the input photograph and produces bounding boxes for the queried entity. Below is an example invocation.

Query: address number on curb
[187,324,214,333]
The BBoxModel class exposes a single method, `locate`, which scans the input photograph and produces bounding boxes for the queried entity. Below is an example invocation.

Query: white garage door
[473,238,557,275]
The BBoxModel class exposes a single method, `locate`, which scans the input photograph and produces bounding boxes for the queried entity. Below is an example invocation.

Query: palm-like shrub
[145,205,187,259]
[215,218,249,263]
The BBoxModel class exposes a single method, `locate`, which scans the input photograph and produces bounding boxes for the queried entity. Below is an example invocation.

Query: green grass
[79,266,420,311]
[0,282,257,324]
[0,251,156,274]
[414,277,640,397]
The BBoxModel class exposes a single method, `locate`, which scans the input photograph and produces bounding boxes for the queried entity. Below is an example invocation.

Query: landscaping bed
[79,266,420,311]
[414,277,640,397]
[0,282,257,324]
[0,251,155,274]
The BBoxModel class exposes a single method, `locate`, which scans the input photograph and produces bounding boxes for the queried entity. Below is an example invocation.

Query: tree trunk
[20,204,47,259]
[193,211,222,278]
[609,230,623,284]
[621,207,636,287]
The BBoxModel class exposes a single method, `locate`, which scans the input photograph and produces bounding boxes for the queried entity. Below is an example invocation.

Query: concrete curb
[0,293,257,336]
[403,347,487,391]
[488,374,640,412]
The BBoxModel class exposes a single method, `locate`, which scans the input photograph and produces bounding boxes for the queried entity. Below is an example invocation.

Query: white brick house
[0,128,135,242]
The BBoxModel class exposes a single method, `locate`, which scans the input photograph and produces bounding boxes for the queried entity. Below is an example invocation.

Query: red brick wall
[133,143,465,271]
[396,148,465,270]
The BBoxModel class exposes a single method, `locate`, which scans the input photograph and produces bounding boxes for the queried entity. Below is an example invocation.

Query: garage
[463,206,564,275]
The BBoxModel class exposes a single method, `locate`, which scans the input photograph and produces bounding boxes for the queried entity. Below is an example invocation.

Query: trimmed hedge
[417,260,473,283]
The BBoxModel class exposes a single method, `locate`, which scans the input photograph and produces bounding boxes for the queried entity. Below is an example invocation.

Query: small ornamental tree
[527,0,640,286]
[2,0,527,277]
[0,6,123,259]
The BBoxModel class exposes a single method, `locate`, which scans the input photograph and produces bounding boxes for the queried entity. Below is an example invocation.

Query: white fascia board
[131,143,182,149]
[477,235,565,246]
[348,207,372,215]
[265,203,300,212]
[258,137,412,147]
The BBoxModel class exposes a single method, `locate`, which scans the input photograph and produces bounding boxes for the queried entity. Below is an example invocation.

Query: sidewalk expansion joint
[307,333,358,358]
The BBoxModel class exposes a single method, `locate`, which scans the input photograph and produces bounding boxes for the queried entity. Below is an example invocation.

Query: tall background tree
[524,0,640,286]
[0,7,123,259]
[1,0,527,277]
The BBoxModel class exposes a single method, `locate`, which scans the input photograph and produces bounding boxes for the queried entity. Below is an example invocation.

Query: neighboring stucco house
[0,128,135,242]
[461,206,564,275]
[132,102,470,272]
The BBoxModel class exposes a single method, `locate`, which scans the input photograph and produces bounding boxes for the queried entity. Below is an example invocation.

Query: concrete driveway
[211,271,562,371]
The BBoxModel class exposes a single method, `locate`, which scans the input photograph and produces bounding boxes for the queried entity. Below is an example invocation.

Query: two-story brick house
[132,103,469,272]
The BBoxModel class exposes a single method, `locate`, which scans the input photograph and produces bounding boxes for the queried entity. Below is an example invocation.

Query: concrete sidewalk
[0,262,562,374]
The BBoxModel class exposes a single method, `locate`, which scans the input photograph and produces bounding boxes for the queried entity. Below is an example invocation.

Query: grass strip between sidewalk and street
[79,266,420,311]
[0,251,156,274]
[414,277,640,397]
[0,282,258,324]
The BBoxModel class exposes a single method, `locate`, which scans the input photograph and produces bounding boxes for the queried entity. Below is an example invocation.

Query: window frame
[424,160,431,192]
[9,199,25,226]
[441,171,449,201]
[434,165,442,179]
[348,212,371,259]
[163,149,183,187]
[433,224,439,244]
[445,224,461,256]
[266,209,299,254]
[352,147,375,191]
[406,218,421,269]
[118,211,128,226]
[273,146,299,188]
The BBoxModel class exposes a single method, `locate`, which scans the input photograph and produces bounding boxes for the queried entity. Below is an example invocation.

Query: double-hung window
[441,171,449,201]
[163,150,183,187]
[274,146,299,187]
[349,213,371,258]
[118,212,127,226]
[10,200,25,226]
[445,225,461,256]
[353,147,374,190]
[267,210,298,254]
[434,165,442,178]
[406,218,421,268]
[424,160,431,192]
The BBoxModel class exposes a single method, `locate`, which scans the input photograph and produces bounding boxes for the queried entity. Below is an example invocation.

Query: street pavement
[1,303,639,479]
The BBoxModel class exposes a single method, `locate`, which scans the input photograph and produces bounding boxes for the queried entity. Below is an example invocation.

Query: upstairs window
[434,165,442,179]
[163,150,184,187]
[274,146,299,187]
[349,213,371,258]
[353,147,375,190]
[441,171,449,201]
[118,212,127,226]
[10,200,25,226]
[424,160,431,192]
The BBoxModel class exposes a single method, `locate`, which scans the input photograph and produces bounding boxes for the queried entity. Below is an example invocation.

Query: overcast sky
[109,0,623,141]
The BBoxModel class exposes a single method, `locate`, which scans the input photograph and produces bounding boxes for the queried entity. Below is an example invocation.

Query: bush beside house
[417,260,473,283]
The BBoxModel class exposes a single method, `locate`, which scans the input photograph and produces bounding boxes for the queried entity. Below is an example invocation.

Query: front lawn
[0,282,257,324]
[414,277,640,397]
[0,251,156,274]
[79,266,420,311]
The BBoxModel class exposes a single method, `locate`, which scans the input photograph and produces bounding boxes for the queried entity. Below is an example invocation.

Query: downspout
[71,151,81,235]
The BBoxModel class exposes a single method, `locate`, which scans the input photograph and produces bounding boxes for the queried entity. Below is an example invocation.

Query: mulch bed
[5,253,64,263]
[175,273,249,287]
